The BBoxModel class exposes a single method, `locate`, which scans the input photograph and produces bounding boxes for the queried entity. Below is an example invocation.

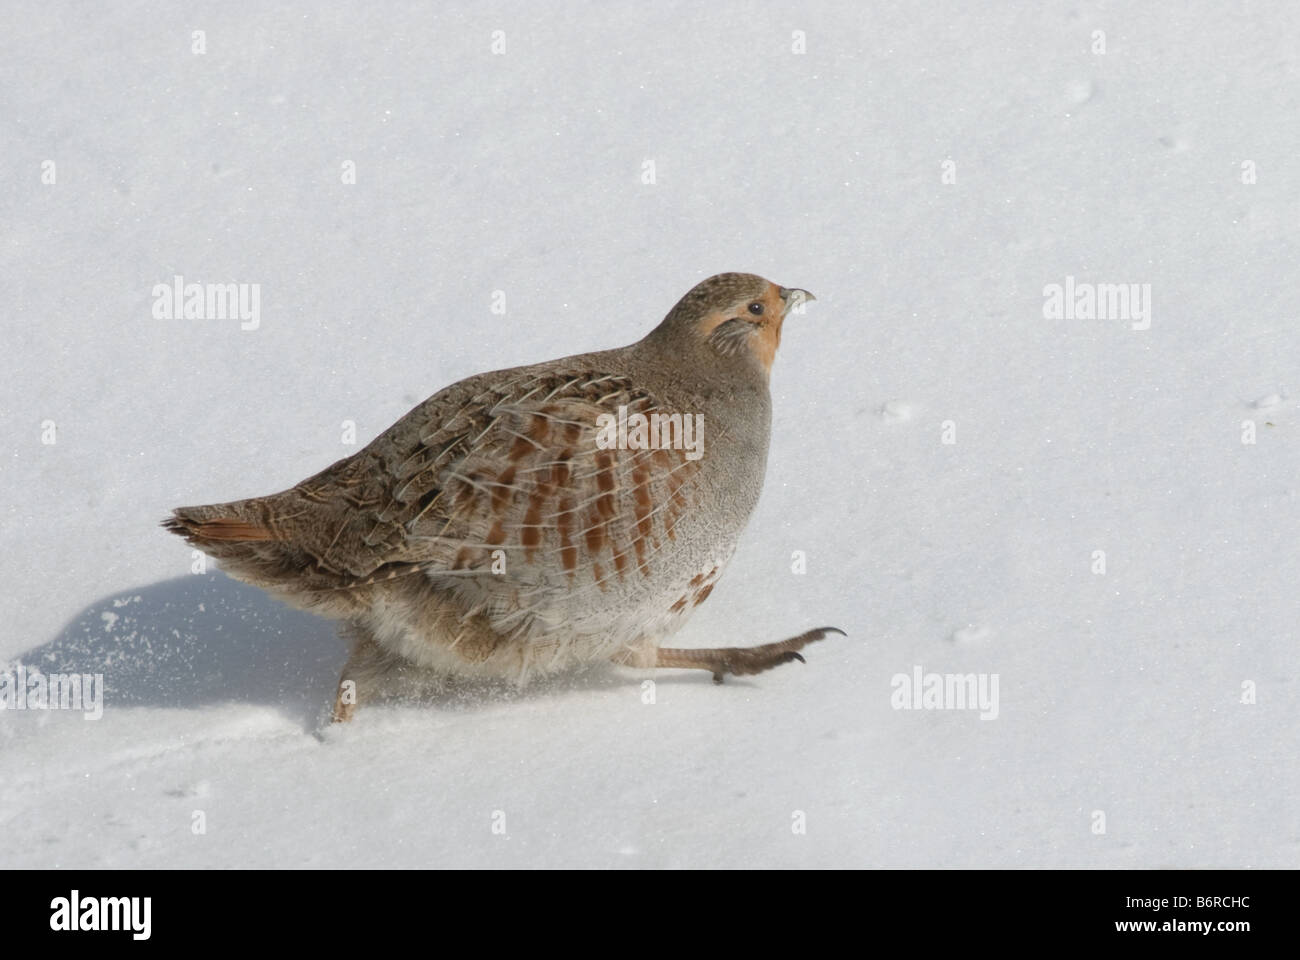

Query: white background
[1,2,1296,867]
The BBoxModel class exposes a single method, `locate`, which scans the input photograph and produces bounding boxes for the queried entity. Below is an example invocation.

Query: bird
[163,272,844,721]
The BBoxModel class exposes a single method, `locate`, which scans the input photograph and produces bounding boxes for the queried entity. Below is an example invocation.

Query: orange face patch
[750,284,787,375]
[696,283,788,376]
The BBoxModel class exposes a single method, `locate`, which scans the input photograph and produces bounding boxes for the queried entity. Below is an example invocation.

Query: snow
[2,2,1297,868]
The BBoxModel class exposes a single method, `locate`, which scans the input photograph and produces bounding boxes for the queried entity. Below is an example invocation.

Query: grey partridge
[164,272,843,720]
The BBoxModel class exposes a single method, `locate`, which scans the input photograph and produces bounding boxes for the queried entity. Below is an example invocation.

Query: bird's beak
[778,287,816,316]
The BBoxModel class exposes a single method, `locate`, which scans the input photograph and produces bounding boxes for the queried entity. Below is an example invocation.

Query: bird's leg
[331,623,386,722]
[652,626,845,684]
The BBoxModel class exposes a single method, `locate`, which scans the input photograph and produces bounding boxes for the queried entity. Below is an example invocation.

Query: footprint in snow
[951,624,993,644]
[1066,78,1098,105]
[879,399,914,422]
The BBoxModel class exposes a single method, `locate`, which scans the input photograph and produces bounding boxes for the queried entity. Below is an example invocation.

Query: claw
[657,625,845,685]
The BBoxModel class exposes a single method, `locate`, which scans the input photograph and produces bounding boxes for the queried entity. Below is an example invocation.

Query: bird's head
[647,272,816,378]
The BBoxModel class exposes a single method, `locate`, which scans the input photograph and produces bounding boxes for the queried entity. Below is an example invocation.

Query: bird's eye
[747,302,764,316]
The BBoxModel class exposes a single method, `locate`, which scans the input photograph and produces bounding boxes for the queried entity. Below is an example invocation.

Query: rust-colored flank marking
[557,495,575,576]
[528,415,550,444]
[521,501,542,557]
[491,466,516,513]
[508,436,533,461]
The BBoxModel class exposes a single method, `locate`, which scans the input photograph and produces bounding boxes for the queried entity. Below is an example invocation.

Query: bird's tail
[162,494,333,601]
[163,491,288,551]
[162,503,278,547]
[162,487,377,619]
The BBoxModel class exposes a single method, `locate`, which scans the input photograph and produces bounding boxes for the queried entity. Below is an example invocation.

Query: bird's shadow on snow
[24,573,714,731]
[23,573,346,729]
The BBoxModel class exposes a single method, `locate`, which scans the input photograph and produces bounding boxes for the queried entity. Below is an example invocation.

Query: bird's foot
[654,626,846,683]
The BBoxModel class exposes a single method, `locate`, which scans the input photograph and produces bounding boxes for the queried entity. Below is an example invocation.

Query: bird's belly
[516,536,737,667]
[383,535,737,681]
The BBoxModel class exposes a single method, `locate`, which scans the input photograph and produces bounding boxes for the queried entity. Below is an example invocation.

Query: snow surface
[2,2,1297,868]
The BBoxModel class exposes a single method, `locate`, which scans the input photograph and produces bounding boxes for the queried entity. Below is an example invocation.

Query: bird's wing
[296,366,703,596]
